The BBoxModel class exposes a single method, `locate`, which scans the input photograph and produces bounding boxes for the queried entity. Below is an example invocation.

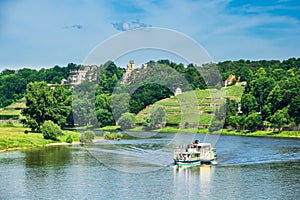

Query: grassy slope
[136,85,245,126]
[0,98,26,118]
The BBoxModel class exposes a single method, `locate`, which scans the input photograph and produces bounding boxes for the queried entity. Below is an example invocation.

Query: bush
[80,131,95,143]
[117,112,136,130]
[103,132,123,140]
[41,120,63,141]
[66,135,74,143]
[24,130,29,134]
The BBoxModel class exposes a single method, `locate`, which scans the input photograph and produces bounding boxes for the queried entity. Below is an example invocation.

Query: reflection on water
[173,165,214,199]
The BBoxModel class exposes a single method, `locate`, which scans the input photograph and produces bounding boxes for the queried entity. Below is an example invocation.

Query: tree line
[215,58,300,132]
[1,58,299,133]
[0,63,80,108]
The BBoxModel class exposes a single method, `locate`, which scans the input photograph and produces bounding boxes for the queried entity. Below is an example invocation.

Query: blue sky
[0,0,299,69]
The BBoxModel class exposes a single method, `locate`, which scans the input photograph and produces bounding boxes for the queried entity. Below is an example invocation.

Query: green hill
[136,85,245,127]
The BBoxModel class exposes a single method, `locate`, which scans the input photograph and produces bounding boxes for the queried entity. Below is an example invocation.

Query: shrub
[24,130,29,134]
[80,131,95,143]
[117,112,136,130]
[41,120,63,141]
[103,132,123,140]
[66,135,74,143]
[103,132,111,140]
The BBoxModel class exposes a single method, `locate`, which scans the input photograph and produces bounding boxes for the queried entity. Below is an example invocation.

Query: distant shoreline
[1,126,299,153]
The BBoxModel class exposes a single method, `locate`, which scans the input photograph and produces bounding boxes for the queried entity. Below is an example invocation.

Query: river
[0,133,299,200]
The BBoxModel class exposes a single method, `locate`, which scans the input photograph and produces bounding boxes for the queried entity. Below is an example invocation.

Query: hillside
[0,98,26,120]
[136,85,245,127]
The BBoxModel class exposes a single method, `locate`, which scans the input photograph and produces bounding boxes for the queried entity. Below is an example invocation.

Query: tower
[127,60,134,70]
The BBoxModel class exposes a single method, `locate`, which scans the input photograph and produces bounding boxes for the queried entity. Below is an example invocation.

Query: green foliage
[96,109,114,127]
[245,113,262,132]
[22,82,71,131]
[129,83,173,114]
[97,61,125,95]
[289,95,300,125]
[209,120,224,133]
[228,116,240,129]
[117,112,136,130]
[270,109,288,133]
[103,132,123,140]
[241,94,258,116]
[149,106,166,129]
[41,120,63,141]
[72,82,97,126]
[66,134,79,143]
[111,93,130,120]
[0,63,80,108]
[80,131,95,143]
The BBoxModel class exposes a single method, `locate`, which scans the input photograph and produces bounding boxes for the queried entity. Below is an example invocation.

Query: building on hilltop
[67,65,98,86]
[127,60,134,70]
[224,75,236,87]
[174,87,182,96]
[122,60,135,84]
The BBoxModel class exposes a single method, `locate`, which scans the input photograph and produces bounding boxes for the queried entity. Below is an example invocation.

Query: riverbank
[1,125,299,152]
[0,126,81,151]
[101,125,300,138]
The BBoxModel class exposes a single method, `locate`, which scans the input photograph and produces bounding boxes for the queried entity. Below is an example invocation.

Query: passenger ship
[173,140,217,167]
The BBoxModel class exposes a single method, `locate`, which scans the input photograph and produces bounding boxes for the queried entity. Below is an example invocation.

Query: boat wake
[85,144,173,173]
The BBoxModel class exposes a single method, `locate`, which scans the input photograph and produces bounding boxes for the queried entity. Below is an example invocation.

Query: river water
[0,133,299,200]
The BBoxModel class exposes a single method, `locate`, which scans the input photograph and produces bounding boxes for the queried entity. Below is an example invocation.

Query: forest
[0,58,299,133]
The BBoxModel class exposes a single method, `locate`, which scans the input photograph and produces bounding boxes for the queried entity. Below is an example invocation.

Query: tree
[129,83,173,114]
[228,116,240,129]
[22,82,71,131]
[95,93,114,127]
[96,109,114,127]
[266,84,283,114]
[149,106,166,129]
[241,94,258,116]
[117,112,135,130]
[245,113,262,132]
[224,98,238,125]
[270,109,288,133]
[234,66,253,82]
[72,82,97,126]
[95,94,111,110]
[249,77,275,108]
[288,95,300,125]
[111,93,130,120]
[41,120,63,141]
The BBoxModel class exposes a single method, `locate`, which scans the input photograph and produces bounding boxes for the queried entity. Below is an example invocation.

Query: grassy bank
[2,124,298,151]
[220,129,300,138]
[0,126,80,151]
